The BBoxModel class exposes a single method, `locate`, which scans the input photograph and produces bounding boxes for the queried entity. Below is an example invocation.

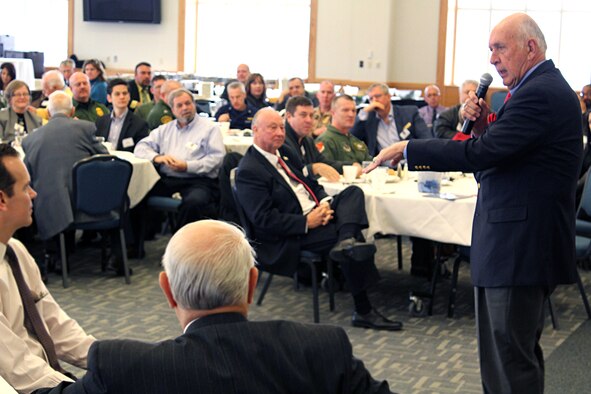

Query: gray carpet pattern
[40,235,590,394]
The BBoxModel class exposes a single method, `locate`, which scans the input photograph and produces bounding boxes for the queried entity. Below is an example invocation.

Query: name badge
[186,142,198,151]
[122,137,135,148]
[400,128,411,140]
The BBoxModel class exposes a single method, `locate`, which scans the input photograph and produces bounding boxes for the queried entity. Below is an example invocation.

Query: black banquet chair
[58,154,133,287]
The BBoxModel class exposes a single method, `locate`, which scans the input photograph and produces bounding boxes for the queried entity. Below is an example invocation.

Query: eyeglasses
[12,93,30,98]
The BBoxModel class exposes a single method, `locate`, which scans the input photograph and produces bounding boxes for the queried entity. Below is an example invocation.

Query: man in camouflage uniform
[315,95,372,164]
[134,75,166,121]
[146,80,182,130]
[69,72,110,123]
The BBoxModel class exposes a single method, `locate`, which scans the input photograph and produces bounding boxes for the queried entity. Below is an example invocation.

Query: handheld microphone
[461,73,493,135]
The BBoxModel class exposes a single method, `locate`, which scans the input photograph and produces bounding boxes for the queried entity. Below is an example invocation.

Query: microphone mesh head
[480,73,493,86]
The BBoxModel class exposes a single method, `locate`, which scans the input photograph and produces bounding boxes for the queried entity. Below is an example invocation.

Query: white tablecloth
[223,135,252,155]
[321,174,478,246]
[0,57,35,88]
[111,150,160,208]
[0,376,17,394]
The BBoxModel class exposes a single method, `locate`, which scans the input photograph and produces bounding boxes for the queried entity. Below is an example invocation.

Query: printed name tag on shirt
[122,138,135,148]
[186,142,198,151]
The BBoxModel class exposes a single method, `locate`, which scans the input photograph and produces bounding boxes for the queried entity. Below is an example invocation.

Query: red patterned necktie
[5,245,65,373]
[276,156,320,206]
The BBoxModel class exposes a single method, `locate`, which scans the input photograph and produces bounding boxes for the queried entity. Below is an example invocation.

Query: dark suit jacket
[37,313,392,394]
[407,60,582,288]
[350,105,433,156]
[95,111,149,152]
[236,145,331,276]
[433,104,462,139]
[284,123,343,176]
[22,114,108,240]
[127,80,153,108]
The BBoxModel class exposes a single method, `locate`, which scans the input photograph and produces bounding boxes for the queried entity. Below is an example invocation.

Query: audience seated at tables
[0,80,42,142]
[82,59,108,105]
[0,143,96,394]
[214,81,257,130]
[128,61,153,111]
[274,77,319,112]
[220,63,250,101]
[283,96,343,181]
[134,74,166,121]
[418,84,446,132]
[22,91,115,276]
[58,59,75,87]
[135,88,225,228]
[433,79,478,140]
[95,78,149,152]
[312,80,336,137]
[236,108,402,331]
[33,70,72,122]
[146,80,181,130]
[315,95,372,165]
[350,83,432,157]
[35,220,395,394]
[69,72,110,123]
[0,62,16,107]
[245,72,271,110]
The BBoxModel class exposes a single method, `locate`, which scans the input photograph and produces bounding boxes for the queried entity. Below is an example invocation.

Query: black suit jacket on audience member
[36,313,392,394]
[433,104,462,139]
[95,112,149,152]
[127,80,153,107]
[284,123,344,176]
[350,105,433,156]
[236,145,333,276]
[406,60,582,288]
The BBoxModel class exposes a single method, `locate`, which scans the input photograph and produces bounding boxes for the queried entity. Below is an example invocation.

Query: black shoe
[330,238,376,263]
[106,257,133,277]
[352,309,403,331]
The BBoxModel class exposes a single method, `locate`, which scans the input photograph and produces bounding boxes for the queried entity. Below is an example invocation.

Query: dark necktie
[431,108,437,126]
[276,156,319,206]
[5,245,64,373]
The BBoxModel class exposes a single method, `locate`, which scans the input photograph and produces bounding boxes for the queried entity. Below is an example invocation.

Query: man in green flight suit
[134,75,166,121]
[315,94,372,164]
[146,80,182,130]
[69,72,110,122]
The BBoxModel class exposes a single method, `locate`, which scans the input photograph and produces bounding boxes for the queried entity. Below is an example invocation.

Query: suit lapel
[118,112,132,149]
[250,147,300,201]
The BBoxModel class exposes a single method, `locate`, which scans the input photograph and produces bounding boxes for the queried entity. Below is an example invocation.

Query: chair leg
[575,270,591,319]
[427,244,443,316]
[397,235,403,270]
[548,297,559,330]
[447,255,463,318]
[256,272,273,306]
[100,232,108,272]
[119,229,131,284]
[327,259,335,312]
[59,233,69,288]
[306,260,320,323]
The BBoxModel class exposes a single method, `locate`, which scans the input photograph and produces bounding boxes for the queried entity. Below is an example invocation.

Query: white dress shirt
[0,239,95,394]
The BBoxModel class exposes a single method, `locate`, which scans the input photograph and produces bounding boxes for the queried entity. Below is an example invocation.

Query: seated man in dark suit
[127,61,153,111]
[433,80,478,140]
[351,83,432,156]
[236,108,402,331]
[284,95,346,182]
[95,78,149,152]
[36,220,395,394]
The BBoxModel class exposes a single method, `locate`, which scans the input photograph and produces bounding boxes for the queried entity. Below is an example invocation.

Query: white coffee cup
[370,167,388,191]
[219,122,230,134]
[342,165,357,182]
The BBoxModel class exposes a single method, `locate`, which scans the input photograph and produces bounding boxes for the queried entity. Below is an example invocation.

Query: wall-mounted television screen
[83,0,161,24]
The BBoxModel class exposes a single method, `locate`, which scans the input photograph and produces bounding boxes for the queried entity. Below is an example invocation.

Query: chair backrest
[490,91,509,113]
[72,154,133,217]
[229,167,255,238]
[219,152,243,223]
[578,169,591,220]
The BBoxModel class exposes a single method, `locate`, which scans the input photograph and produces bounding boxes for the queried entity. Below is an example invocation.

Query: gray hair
[60,59,75,68]
[42,70,65,91]
[47,90,73,116]
[162,220,256,310]
[160,80,182,101]
[167,88,194,108]
[460,79,478,95]
[423,84,441,96]
[227,81,246,94]
[518,14,547,52]
[367,83,390,95]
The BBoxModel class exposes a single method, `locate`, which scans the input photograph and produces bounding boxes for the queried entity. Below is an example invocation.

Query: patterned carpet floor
[37,234,590,394]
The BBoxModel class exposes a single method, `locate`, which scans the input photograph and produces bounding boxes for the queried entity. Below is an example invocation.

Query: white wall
[72,0,179,71]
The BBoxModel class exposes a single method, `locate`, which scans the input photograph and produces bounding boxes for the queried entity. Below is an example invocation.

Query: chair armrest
[576,219,591,238]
